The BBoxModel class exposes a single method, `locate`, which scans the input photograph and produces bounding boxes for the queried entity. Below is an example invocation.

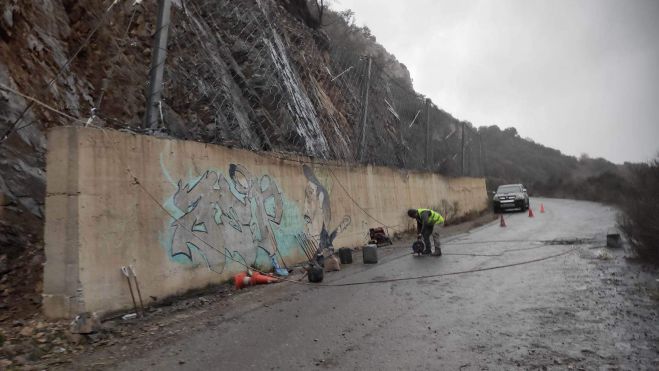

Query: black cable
[318,247,577,287]
[326,166,404,233]
[0,84,87,124]
[377,237,593,266]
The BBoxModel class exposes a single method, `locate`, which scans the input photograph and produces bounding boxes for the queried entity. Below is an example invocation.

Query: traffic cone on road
[540,203,545,213]
[500,214,506,227]
[528,208,535,218]
[234,272,251,290]
[251,271,279,285]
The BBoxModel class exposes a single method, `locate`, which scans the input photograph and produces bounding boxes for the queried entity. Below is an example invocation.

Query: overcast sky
[333,0,659,164]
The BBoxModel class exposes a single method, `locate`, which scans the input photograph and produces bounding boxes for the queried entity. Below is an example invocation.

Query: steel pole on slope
[461,122,466,176]
[358,56,372,162]
[481,133,489,177]
[145,0,173,130]
[425,98,430,169]
[478,132,484,176]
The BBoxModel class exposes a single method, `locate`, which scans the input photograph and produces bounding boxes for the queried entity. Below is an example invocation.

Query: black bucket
[339,247,353,264]
[308,264,324,283]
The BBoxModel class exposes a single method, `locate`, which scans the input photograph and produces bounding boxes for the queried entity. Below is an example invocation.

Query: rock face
[0,62,45,254]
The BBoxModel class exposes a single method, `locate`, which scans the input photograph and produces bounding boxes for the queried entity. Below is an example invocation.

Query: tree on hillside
[313,0,325,27]
[620,157,659,263]
[301,0,329,28]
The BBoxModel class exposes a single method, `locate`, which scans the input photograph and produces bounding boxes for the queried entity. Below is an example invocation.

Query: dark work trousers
[421,224,441,254]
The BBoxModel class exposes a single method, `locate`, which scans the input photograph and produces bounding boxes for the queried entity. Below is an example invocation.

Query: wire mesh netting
[158,0,484,176]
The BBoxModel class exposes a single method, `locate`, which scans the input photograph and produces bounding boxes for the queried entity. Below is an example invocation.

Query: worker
[407,208,445,256]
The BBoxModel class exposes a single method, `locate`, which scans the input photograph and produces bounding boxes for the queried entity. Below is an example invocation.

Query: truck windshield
[498,185,521,193]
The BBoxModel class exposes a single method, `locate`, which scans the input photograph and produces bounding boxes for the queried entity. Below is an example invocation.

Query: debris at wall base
[69,312,101,334]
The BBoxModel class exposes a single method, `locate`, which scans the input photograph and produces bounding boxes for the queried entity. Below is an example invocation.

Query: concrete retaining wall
[43,127,488,318]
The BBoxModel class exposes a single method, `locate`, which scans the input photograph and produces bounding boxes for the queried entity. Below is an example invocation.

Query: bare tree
[314,0,325,26]
[304,0,329,28]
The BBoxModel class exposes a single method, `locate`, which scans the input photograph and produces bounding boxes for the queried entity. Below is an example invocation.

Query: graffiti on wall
[166,164,287,271]
[163,162,350,272]
[302,165,350,254]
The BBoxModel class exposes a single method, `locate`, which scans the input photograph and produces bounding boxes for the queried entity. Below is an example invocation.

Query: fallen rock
[69,312,101,334]
[19,326,34,337]
[86,332,104,343]
[0,359,13,368]
[65,332,84,345]
[0,254,8,275]
[0,342,19,357]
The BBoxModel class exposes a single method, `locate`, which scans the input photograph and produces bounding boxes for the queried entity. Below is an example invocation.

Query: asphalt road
[96,197,658,370]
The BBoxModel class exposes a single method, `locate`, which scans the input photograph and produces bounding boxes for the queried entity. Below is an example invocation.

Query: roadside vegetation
[480,125,633,203]
[619,158,659,263]
[480,126,658,264]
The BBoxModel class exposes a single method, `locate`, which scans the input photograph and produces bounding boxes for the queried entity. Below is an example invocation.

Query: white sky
[333,0,659,163]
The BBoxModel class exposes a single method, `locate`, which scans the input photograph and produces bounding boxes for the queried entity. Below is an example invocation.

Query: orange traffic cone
[528,208,534,218]
[500,214,506,227]
[234,272,252,289]
[251,271,279,285]
[540,203,545,213]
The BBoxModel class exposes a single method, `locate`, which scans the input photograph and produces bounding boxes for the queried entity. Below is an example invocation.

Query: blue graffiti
[168,164,284,272]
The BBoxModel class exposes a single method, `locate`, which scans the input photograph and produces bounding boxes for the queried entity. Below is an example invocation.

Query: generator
[368,227,392,246]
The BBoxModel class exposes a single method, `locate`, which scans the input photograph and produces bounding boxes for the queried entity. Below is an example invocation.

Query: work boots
[431,248,442,256]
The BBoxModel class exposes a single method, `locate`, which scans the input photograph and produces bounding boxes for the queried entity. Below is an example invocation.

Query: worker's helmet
[407,209,417,218]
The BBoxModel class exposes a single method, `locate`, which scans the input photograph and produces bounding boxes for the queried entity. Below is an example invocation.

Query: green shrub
[619,158,659,263]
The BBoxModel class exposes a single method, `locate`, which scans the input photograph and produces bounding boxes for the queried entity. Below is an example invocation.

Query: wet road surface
[87,198,659,370]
